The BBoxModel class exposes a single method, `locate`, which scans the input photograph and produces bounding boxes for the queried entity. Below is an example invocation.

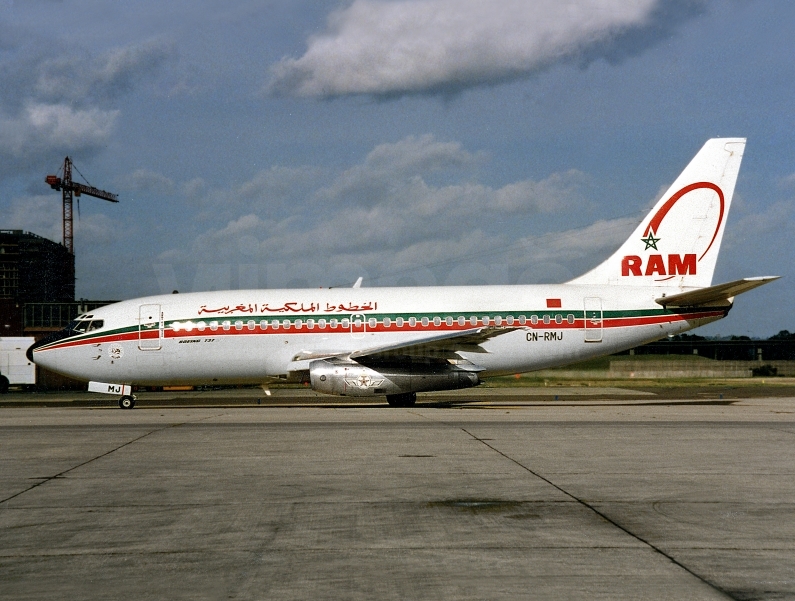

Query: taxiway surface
[2,392,794,600]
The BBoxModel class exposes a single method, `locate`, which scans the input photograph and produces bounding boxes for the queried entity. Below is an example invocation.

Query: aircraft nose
[27,337,51,363]
[26,329,72,364]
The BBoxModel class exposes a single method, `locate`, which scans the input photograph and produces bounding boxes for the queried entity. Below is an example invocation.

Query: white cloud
[156,135,597,287]
[3,194,63,242]
[0,36,173,177]
[181,177,208,200]
[2,192,122,250]
[34,39,175,104]
[725,199,795,243]
[318,134,479,206]
[27,103,117,143]
[269,0,686,97]
[119,169,175,193]
[778,173,795,188]
[0,103,118,160]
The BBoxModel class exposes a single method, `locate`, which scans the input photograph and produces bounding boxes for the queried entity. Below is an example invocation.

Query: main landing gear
[119,395,136,409]
[386,392,416,407]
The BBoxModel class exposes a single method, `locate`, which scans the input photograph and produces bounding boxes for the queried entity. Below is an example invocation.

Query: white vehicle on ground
[1,337,36,393]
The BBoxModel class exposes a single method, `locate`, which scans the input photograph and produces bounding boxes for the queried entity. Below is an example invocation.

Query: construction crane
[45,157,118,254]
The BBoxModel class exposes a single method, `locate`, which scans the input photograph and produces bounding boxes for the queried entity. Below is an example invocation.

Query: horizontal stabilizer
[655,276,780,307]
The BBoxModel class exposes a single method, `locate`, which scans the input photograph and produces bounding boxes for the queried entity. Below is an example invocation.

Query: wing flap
[656,276,779,307]
[289,326,519,371]
[349,326,518,360]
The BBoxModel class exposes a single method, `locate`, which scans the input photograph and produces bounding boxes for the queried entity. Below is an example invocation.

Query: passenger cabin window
[368,318,377,328]
[383,317,391,328]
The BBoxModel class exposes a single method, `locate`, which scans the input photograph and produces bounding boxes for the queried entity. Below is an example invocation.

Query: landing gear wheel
[0,375,8,394]
[119,395,136,409]
[386,392,416,407]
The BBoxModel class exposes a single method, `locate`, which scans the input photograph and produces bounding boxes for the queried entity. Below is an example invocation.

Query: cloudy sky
[1,0,792,337]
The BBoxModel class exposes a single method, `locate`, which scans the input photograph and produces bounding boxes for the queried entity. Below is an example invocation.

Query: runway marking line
[0,412,226,506]
[460,427,737,601]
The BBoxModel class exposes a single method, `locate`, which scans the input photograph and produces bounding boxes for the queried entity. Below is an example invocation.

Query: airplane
[28,138,778,409]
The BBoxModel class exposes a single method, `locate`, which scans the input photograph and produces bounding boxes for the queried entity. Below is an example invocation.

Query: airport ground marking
[459,427,737,600]
[0,412,226,506]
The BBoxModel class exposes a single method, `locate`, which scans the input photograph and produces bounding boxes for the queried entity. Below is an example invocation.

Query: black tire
[119,395,136,409]
[0,375,8,394]
[386,392,416,407]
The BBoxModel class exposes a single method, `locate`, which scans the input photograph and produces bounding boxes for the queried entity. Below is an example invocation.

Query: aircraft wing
[350,326,517,360]
[290,326,519,370]
[655,276,780,308]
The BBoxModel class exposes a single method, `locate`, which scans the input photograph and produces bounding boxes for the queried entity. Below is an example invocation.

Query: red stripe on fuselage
[32,309,726,353]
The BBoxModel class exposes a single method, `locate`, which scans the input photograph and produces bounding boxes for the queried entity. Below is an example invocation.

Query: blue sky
[0,0,792,337]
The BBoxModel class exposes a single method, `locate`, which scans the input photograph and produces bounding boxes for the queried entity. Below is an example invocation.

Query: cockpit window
[70,320,89,333]
[68,319,103,333]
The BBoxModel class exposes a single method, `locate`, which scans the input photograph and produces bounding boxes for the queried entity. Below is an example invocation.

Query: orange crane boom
[45,157,118,254]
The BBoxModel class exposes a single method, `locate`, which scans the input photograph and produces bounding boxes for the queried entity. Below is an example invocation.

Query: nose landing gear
[119,395,136,409]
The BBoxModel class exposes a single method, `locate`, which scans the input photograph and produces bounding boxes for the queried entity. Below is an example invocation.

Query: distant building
[0,230,120,388]
[1,230,75,336]
[1,230,74,302]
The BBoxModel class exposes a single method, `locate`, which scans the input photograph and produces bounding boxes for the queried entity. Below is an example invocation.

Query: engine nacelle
[309,359,479,397]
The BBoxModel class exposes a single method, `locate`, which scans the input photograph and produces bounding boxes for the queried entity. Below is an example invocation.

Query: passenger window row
[168,313,577,332]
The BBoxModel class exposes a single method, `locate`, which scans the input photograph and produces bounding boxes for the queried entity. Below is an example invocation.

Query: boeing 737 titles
[29,138,778,408]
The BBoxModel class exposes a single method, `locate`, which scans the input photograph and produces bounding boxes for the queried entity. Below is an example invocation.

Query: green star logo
[641,231,660,250]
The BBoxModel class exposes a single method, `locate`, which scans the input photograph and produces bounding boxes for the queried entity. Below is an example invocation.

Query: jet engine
[308,359,479,397]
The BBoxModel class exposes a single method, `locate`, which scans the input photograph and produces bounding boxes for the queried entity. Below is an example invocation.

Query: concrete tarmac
[1,391,794,600]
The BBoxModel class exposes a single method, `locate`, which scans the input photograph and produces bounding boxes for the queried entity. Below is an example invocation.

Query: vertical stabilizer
[568,138,745,289]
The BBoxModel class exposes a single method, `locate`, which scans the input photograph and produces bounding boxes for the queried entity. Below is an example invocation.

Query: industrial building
[1,230,75,336]
[0,229,116,389]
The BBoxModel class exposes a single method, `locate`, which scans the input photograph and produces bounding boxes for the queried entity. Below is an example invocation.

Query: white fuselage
[31,283,727,388]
